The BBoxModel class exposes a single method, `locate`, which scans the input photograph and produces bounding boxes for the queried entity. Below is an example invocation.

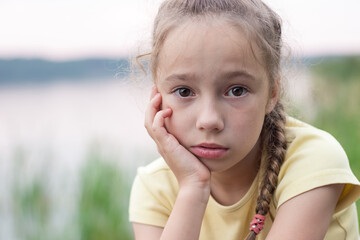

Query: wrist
[177,169,211,190]
[178,182,211,204]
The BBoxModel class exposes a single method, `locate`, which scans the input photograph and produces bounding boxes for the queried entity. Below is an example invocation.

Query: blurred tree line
[0,58,129,84]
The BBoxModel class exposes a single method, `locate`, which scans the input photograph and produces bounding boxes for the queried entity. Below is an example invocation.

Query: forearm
[160,185,210,240]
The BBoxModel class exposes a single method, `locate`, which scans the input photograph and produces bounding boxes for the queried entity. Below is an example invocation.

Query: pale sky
[0,0,359,60]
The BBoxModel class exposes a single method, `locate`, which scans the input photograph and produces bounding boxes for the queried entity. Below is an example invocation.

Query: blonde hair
[146,0,288,239]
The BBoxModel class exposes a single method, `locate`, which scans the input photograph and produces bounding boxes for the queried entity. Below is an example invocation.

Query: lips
[190,143,228,159]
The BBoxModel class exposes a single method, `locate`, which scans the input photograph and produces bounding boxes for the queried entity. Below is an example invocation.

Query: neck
[210,139,262,206]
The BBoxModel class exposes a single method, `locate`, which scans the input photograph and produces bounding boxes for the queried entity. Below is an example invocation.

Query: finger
[151,108,179,154]
[144,93,162,133]
[149,85,159,100]
[145,93,161,124]
[151,108,172,141]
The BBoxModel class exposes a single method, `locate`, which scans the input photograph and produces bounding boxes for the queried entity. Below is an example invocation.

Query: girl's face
[156,19,278,173]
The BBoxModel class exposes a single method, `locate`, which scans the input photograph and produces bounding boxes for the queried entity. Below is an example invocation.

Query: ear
[266,78,280,114]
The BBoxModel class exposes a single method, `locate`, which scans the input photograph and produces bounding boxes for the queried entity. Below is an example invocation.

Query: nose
[195,99,224,132]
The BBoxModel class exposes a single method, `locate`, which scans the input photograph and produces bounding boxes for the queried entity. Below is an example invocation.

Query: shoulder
[129,158,178,227]
[284,116,349,170]
[275,117,360,211]
[133,157,178,197]
[137,157,172,176]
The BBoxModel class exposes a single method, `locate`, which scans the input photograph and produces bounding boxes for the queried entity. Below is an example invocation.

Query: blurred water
[0,78,157,163]
[0,79,159,239]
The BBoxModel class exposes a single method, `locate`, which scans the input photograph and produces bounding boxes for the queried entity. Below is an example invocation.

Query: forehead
[157,18,267,81]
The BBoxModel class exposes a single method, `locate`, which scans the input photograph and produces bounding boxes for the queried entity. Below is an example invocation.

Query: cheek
[233,115,263,137]
[230,106,265,142]
[161,96,190,139]
[164,108,191,145]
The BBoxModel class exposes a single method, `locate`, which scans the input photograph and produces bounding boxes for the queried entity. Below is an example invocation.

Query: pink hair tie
[249,214,266,235]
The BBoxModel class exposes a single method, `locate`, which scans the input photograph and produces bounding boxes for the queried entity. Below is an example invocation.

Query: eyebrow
[219,70,257,82]
[164,70,257,82]
[164,73,195,82]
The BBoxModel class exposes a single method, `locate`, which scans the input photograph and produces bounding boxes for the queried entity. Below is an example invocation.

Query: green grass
[10,144,133,240]
[78,147,132,240]
[11,147,51,240]
[12,177,50,240]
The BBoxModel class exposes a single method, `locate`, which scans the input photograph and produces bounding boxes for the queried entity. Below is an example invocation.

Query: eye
[226,86,248,97]
[174,87,194,98]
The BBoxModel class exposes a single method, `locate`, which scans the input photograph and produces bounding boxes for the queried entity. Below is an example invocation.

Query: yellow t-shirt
[129,117,360,239]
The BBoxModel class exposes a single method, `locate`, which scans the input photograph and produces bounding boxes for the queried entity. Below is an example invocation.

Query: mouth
[190,143,229,159]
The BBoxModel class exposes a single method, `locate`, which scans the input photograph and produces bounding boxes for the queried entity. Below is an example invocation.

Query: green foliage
[10,145,133,240]
[13,180,50,240]
[78,148,132,240]
[310,56,360,83]
[12,148,50,240]
[306,56,360,226]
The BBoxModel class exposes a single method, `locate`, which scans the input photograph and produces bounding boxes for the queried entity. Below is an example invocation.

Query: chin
[198,158,229,173]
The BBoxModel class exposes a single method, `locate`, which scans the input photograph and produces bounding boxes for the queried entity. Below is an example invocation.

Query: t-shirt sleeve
[275,127,360,212]
[129,163,177,227]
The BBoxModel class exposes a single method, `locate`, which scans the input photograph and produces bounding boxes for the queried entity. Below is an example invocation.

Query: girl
[129,0,360,239]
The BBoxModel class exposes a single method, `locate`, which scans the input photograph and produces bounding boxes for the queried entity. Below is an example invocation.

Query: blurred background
[0,0,359,239]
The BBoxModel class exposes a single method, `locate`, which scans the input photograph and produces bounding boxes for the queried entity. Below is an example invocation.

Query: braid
[245,101,288,240]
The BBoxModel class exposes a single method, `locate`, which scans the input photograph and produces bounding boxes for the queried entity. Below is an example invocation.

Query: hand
[144,86,211,189]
